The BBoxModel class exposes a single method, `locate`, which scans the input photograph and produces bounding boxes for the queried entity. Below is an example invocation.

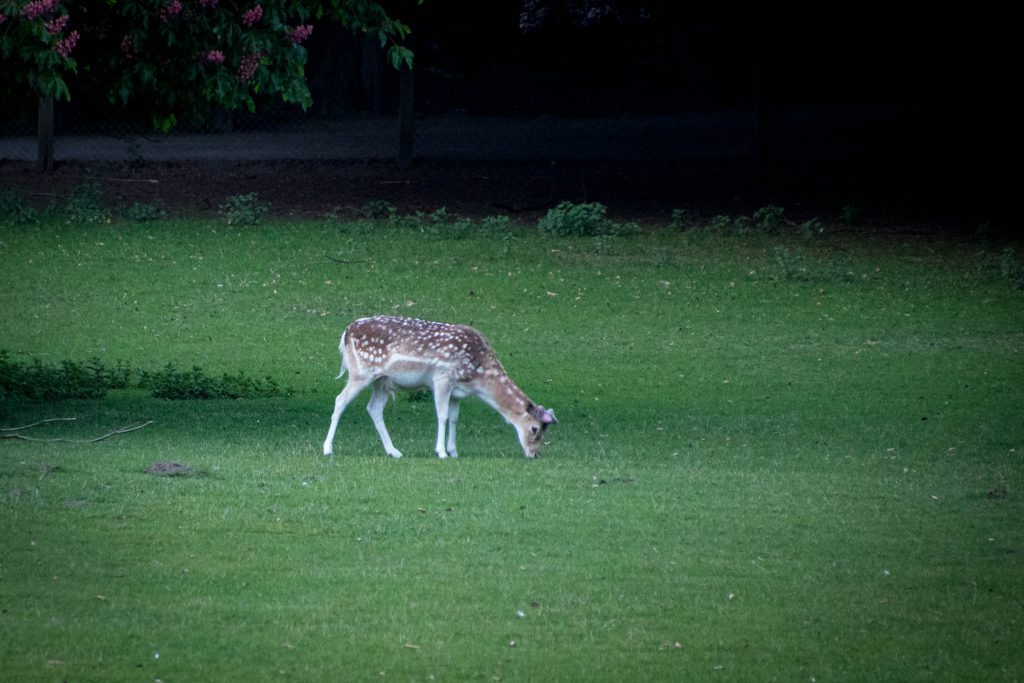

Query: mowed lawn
[1,216,1022,681]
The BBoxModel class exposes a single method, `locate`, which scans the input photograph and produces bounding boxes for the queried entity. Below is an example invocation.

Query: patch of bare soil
[145,461,198,477]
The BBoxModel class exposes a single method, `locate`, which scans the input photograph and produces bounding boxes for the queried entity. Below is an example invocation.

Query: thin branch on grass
[1,417,78,432]
[1,419,153,443]
[326,255,360,264]
[98,177,159,184]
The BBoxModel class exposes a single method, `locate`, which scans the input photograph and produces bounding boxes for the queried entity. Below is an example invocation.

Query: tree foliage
[0,0,414,130]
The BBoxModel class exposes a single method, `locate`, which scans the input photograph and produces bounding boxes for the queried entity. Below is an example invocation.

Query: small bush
[0,189,39,224]
[704,215,731,232]
[125,201,166,222]
[360,200,398,219]
[999,248,1024,290]
[753,205,785,231]
[538,202,618,237]
[669,208,691,232]
[773,246,812,282]
[799,218,825,241]
[840,204,861,226]
[0,352,115,401]
[140,364,290,400]
[0,353,289,402]
[219,193,269,226]
[480,215,515,239]
[65,179,108,224]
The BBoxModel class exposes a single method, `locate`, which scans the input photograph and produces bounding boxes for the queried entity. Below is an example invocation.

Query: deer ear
[533,405,557,425]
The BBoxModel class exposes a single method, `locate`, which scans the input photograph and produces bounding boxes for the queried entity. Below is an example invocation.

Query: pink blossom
[21,0,57,20]
[55,29,79,59]
[287,24,313,44]
[159,0,182,22]
[45,14,68,34]
[0,13,8,25]
[238,51,262,82]
[203,50,225,65]
[241,5,262,27]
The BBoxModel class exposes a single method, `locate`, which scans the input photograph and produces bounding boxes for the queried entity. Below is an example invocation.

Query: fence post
[398,62,415,171]
[37,95,55,172]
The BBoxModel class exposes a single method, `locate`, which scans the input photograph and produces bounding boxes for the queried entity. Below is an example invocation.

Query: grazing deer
[323,316,557,459]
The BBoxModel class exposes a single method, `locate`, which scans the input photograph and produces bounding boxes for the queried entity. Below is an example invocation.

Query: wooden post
[398,62,415,171]
[37,95,55,172]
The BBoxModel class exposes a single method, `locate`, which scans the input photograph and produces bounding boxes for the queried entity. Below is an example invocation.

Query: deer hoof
[387,449,403,459]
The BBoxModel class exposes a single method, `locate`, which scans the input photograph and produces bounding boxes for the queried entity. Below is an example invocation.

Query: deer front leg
[323,376,373,458]
[367,381,402,458]
[431,378,454,459]
[445,398,461,458]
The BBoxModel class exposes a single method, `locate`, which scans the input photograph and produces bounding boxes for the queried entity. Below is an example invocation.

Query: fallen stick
[1,417,77,432]
[1,420,153,443]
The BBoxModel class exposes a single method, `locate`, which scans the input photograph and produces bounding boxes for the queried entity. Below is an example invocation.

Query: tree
[0,0,414,130]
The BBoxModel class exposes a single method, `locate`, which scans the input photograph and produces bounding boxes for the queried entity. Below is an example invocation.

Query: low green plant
[360,199,398,219]
[219,192,269,226]
[64,179,108,224]
[538,201,618,236]
[707,214,735,232]
[0,352,126,402]
[999,247,1024,289]
[480,214,515,239]
[840,203,861,226]
[140,363,290,400]
[773,245,811,281]
[799,218,824,241]
[0,189,39,224]
[124,201,166,222]
[0,353,288,402]
[669,208,691,231]
[752,205,785,231]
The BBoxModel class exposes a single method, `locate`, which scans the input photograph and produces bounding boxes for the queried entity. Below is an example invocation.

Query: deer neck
[475,366,532,426]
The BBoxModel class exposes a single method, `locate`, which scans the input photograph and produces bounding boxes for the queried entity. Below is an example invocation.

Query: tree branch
[1,419,153,443]
[1,417,77,432]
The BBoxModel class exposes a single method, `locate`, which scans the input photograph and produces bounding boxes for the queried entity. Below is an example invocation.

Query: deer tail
[335,330,348,380]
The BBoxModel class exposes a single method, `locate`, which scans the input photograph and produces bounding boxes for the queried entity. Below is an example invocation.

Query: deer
[323,316,557,459]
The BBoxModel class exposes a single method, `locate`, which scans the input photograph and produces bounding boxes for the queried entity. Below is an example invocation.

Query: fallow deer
[323,316,557,459]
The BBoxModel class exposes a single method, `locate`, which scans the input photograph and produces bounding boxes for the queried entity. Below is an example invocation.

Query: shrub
[999,248,1024,290]
[360,200,398,219]
[0,190,39,224]
[0,353,289,402]
[799,218,825,241]
[65,179,108,224]
[140,364,290,400]
[753,205,785,231]
[219,193,269,226]
[480,215,515,239]
[0,352,116,401]
[538,202,618,237]
[125,201,166,222]
[840,204,861,226]
[669,208,691,232]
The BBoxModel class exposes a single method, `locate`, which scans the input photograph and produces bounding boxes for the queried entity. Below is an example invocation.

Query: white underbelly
[387,369,435,389]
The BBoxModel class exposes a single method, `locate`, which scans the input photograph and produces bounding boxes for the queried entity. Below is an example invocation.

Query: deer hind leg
[445,398,461,458]
[367,379,402,458]
[323,374,374,458]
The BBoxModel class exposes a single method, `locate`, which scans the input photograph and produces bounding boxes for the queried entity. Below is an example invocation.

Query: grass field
[1,214,1023,681]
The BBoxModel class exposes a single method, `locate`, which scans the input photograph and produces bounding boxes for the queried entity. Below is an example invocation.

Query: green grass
[2,217,1023,681]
